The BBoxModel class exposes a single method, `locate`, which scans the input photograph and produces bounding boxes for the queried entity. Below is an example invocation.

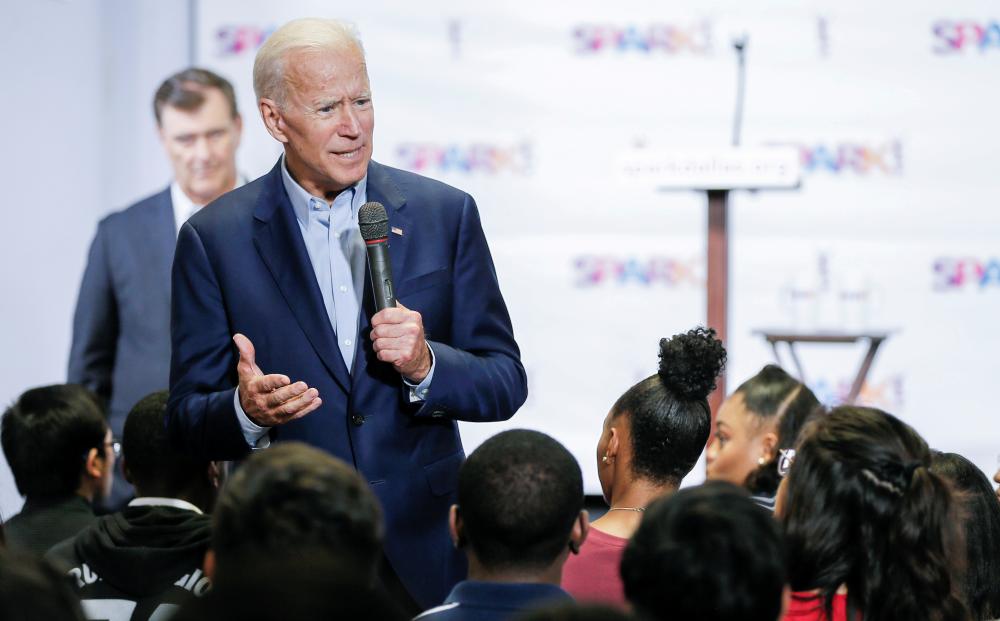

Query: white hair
[253,18,366,105]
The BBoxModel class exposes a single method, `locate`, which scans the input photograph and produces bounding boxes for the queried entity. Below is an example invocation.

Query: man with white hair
[166,18,527,612]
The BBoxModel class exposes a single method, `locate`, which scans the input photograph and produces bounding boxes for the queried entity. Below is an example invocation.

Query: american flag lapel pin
[391,226,404,236]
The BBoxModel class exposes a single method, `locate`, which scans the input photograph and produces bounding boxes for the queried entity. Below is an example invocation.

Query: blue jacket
[166,159,527,608]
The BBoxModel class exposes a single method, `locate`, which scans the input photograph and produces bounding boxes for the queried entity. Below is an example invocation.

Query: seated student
[47,391,219,621]
[562,327,726,605]
[1,384,115,556]
[706,365,822,510]
[777,406,967,621]
[930,452,1000,621]
[0,550,87,621]
[620,481,787,621]
[205,442,384,588]
[417,430,588,621]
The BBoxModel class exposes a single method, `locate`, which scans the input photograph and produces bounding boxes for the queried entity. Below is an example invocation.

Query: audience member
[206,442,383,586]
[47,391,218,620]
[171,554,406,621]
[778,406,967,621]
[562,327,726,605]
[417,429,587,621]
[621,481,787,621]
[69,67,243,511]
[930,451,1000,621]
[1,385,113,556]
[0,550,86,621]
[706,365,822,510]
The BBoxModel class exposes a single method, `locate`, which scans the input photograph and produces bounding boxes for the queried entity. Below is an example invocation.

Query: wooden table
[752,331,894,404]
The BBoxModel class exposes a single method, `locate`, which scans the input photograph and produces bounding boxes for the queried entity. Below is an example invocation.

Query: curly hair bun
[657,326,727,401]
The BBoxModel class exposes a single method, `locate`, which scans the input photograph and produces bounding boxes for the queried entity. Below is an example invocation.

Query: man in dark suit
[68,68,242,508]
[166,18,527,611]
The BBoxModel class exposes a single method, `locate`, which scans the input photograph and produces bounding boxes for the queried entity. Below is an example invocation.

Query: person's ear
[84,448,103,480]
[203,549,216,581]
[605,426,621,466]
[568,509,590,555]
[258,99,289,144]
[760,431,779,463]
[232,114,244,141]
[448,505,466,548]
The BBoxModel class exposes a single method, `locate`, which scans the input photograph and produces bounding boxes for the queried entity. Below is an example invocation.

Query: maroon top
[784,592,850,621]
[560,527,628,606]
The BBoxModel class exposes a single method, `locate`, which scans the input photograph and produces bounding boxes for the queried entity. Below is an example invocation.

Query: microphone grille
[358,201,389,241]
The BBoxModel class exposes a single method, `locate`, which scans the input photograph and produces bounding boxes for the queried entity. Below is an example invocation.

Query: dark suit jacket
[4,495,96,557]
[167,160,527,608]
[68,188,175,437]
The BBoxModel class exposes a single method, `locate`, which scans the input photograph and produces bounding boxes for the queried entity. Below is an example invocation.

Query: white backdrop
[193,0,1000,493]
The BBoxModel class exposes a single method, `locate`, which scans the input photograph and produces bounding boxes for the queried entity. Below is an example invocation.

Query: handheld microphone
[358,201,396,311]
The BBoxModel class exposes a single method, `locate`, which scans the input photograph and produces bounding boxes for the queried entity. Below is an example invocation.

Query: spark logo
[932,20,1000,54]
[933,257,1000,290]
[776,141,903,176]
[812,375,905,410]
[573,22,712,55]
[216,25,275,57]
[573,256,703,288]
[394,142,532,175]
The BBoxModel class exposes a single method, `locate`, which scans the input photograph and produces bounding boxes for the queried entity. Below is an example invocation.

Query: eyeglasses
[106,438,122,459]
[777,448,796,478]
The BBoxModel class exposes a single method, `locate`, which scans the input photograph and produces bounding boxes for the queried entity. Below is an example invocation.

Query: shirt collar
[444,580,572,610]
[280,155,367,229]
[127,497,204,515]
[171,175,247,233]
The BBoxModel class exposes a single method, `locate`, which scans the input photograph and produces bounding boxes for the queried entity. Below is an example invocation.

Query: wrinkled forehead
[283,45,370,94]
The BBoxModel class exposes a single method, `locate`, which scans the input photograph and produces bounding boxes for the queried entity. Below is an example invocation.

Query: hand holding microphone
[360,202,432,382]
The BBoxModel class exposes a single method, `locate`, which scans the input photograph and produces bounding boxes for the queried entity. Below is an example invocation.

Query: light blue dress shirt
[234,158,434,448]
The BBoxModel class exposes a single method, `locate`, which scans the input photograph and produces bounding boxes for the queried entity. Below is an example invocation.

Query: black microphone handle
[365,240,396,311]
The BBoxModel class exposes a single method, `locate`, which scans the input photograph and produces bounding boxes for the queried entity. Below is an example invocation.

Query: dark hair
[621,481,786,621]
[0,551,86,621]
[1,384,107,497]
[515,603,633,621]
[611,326,726,487]
[153,67,239,125]
[211,443,383,581]
[930,452,1000,620]
[782,406,967,621]
[122,391,211,497]
[458,429,583,570]
[171,553,407,621]
[735,365,822,496]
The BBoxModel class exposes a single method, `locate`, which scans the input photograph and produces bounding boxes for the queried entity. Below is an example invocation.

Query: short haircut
[1,384,107,497]
[735,365,822,496]
[253,18,365,105]
[621,481,786,621]
[457,429,583,570]
[0,550,86,621]
[930,451,1000,620]
[211,443,383,580]
[153,67,239,125]
[612,327,727,486]
[122,391,210,495]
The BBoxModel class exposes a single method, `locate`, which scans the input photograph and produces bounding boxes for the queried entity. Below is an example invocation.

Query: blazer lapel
[252,162,352,393]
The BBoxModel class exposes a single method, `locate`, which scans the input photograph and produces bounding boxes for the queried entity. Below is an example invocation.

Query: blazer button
[351,413,365,426]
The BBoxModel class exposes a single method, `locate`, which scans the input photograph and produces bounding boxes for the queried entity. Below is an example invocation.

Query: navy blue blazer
[166,160,527,608]
[69,188,176,436]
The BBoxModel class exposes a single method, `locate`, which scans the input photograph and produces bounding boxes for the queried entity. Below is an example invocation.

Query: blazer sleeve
[412,194,528,422]
[166,221,251,460]
[67,221,118,409]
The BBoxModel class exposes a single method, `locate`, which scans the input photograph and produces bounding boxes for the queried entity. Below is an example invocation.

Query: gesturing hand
[370,302,432,383]
[233,333,322,427]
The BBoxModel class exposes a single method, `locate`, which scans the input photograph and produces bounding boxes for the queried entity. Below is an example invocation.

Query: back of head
[0,550,86,621]
[211,442,382,580]
[1,384,106,498]
[737,365,822,495]
[154,67,238,125]
[782,406,967,621]
[621,481,786,621]
[122,391,212,498]
[612,326,726,487]
[930,451,1000,620]
[458,429,583,571]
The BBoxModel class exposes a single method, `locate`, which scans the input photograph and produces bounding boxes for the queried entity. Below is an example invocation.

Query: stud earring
[602,454,609,464]
[758,456,767,466]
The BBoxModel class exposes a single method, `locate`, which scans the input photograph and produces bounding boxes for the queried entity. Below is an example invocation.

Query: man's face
[158,87,242,205]
[269,46,374,197]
